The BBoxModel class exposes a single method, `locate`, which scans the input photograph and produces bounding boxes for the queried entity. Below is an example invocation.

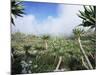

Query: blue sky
[12,1,84,36]
[22,2,59,22]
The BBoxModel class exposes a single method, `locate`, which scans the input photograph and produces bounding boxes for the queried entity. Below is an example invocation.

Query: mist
[12,4,84,37]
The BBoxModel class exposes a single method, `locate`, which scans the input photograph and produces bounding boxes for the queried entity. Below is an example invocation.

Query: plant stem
[81,56,89,69]
[78,37,93,69]
[55,56,62,71]
[45,40,48,50]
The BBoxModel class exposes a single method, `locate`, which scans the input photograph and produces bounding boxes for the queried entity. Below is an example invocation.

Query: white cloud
[12,15,36,34]
[12,4,84,37]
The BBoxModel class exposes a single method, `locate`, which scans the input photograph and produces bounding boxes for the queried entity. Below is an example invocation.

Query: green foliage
[41,35,50,40]
[11,32,96,73]
[34,44,45,50]
[73,27,85,37]
[24,45,31,51]
[11,0,25,25]
[78,6,96,29]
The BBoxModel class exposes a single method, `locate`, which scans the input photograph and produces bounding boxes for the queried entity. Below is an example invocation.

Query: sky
[12,1,84,37]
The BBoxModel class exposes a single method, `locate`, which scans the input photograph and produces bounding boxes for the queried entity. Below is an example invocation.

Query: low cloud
[12,4,84,37]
